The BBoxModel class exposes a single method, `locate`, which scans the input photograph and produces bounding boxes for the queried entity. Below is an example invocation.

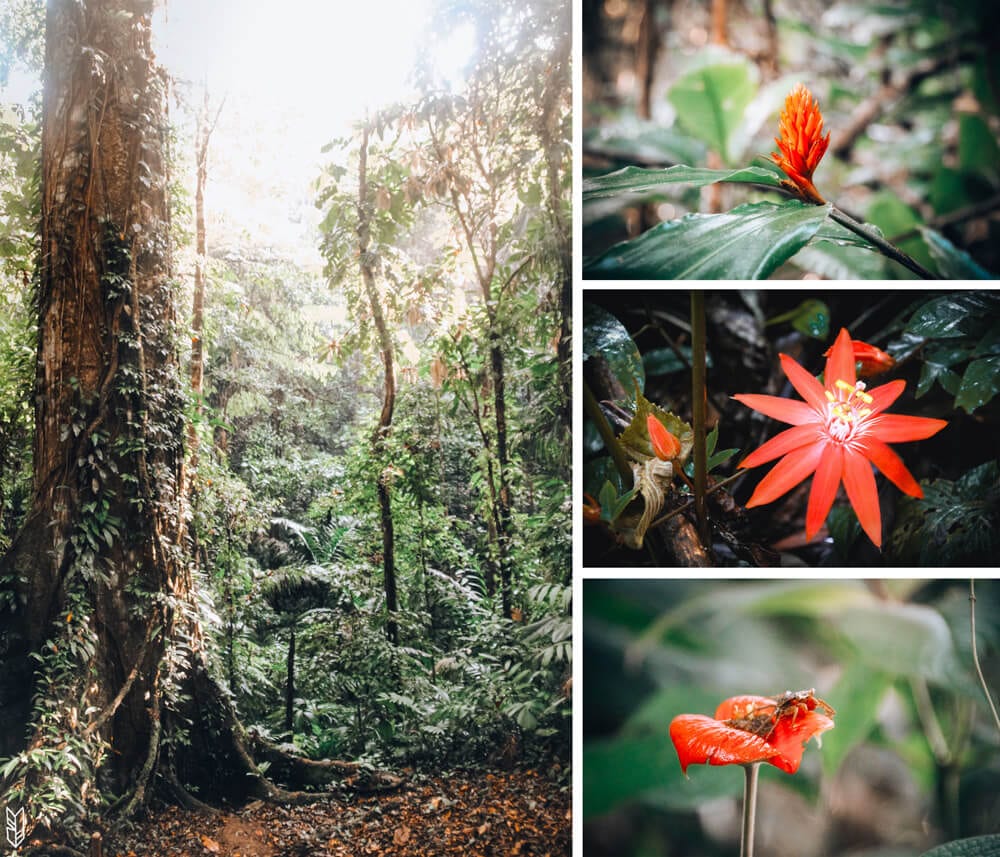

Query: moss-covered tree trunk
[0,2,318,844]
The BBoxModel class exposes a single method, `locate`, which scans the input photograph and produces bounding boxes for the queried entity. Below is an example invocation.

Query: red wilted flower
[647,414,681,461]
[823,339,896,378]
[670,691,835,775]
[733,327,947,548]
[771,83,830,205]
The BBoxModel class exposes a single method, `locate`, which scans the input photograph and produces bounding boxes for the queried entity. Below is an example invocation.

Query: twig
[583,379,633,489]
[647,470,746,530]
[970,579,1000,737]
[829,206,938,279]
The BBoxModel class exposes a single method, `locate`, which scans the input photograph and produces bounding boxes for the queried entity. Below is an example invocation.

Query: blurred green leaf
[919,227,995,279]
[919,835,1000,857]
[585,201,830,280]
[958,115,1000,179]
[930,166,970,216]
[821,663,891,778]
[582,164,783,201]
[668,60,757,163]
[583,303,645,396]
[833,602,964,686]
[584,121,707,169]
[583,732,742,818]
[765,298,830,339]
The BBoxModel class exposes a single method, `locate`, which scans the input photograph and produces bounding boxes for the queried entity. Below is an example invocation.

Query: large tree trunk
[0,2,317,844]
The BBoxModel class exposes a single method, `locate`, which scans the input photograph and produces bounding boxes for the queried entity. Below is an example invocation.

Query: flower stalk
[829,206,938,280]
[741,763,760,857]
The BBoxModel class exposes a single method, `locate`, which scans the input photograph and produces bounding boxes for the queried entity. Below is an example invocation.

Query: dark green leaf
[582,164,784,201]
[955,356,1000,413]
[918,835,1000,857]
[583,303,645,395]
[907,293,1000,339]
[585,201,831,280]
[916,343,972,398]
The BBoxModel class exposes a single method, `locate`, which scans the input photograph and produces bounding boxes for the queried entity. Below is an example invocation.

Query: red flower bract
[733,327,947,548]
[771,83,830,205]
[647,414,681,461]
[670,693,835,775]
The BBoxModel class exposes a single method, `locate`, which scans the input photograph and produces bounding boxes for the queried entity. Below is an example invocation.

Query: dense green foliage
[0,0,570,797]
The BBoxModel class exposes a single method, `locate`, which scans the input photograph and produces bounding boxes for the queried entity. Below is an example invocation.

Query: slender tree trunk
[285,625,295,735]
[357,123,398,645]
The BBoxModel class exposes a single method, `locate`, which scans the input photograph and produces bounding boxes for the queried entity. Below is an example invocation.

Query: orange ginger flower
[771,83,830,205]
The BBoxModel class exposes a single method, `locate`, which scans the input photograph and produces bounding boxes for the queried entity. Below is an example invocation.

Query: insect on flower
[670,690,835,774]
[771,83,830,205]
[724,689,836,740]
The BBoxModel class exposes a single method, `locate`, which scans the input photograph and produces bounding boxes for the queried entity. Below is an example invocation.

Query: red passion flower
[670,691,835,775]
[771,83,830,205]
[732,328,947,548]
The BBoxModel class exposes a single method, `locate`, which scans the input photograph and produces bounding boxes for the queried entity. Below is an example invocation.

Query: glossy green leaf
[916,343,968,398]
[907,293,1000,338]
[585,201,831,280]
[919,836,1000,857]
[955,355,1000,413]
[668,60,756,163]
[583,303,645,396]
[582,164,784,201]
[919,227,995,279]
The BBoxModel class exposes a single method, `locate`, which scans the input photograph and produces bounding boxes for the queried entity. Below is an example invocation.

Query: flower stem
[829,205,939,279]
[741,763,760,857]
[690,290,709,546]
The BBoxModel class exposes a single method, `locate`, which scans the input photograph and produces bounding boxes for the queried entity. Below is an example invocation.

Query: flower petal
[669,715,776,773]
[765,711,836,774]
[868,414,948,443]
[805,443,842,540]
[745,441,824,507]
[739,423,821,468]
[867,379,906,414]
[841,449,882,547]
[731,393,816,427]
[860,436,923,498]
[824,328,856,388]
[779,353,828,412]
